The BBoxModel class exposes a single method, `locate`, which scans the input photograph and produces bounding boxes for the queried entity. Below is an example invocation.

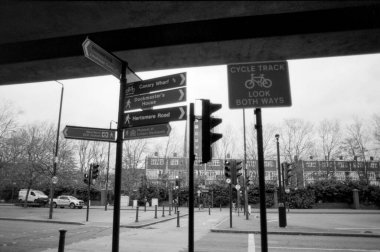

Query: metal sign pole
[86,164,91,222]
[188,103,194,252]
[255,108,268,252]
[112,62,127,252]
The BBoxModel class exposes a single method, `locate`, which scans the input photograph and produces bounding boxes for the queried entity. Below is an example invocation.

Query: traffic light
[282,162,294,186]
[236,160,243,181]
[201,99,222,163]
[175,178,180,189]
[92,164,100,179]
[83,174,89,184]
[247,177,254,186]
[224,160,232,183]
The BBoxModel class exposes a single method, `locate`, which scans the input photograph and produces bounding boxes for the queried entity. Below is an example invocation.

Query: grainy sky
[1,53,380,152]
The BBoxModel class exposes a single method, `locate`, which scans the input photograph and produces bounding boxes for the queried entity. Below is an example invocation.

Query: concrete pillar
[352,189,360,209]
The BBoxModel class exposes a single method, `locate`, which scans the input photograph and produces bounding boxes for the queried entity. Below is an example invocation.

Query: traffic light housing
[83,174,89,184]
[282,162,294,186]
[175,178,180,189]
[201,99,222,163]
[92,164,100,179]
[224,160,232,183]
[236,160,243,182]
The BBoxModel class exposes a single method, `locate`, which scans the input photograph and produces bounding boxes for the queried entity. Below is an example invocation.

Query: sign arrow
[123,105,187,128]
[123,123,171,140]
[63,125,117,142]
[125,72,187,97]
[124,87,186,111]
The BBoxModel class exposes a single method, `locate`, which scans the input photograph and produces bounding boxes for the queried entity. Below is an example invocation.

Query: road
[1,206,380,252]
[194,232,380,252]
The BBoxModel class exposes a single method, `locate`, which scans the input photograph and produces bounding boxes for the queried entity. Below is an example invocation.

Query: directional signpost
[123,123,171,140]
[82,37,141,83]
[125,87,186,111]
[124,106,186,128]
[63,125,117,142]
[125,72,186,97]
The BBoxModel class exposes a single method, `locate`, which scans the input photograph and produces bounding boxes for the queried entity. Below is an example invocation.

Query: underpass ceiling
[0,1,379,85]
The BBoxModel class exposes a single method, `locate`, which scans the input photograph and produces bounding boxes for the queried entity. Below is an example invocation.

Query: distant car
[52,195,85,209]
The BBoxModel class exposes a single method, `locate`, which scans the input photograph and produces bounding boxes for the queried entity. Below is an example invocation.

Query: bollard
[209,205,211,215]
[353,189,360,209]
[162,205,165,217]
[135,206,139,222]
[144,204,146,212]
[169,205,172,216]
[154,205,157,219]
[58,229,67,252]
[177,210,180,227]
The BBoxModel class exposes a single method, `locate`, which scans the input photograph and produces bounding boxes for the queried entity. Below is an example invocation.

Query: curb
[122,213,189,228]
[210,228,380,238]
[0,217,84,225]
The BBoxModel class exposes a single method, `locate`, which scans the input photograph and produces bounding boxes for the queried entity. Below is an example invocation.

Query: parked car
[18,189,49,205]
[52,195,85,209]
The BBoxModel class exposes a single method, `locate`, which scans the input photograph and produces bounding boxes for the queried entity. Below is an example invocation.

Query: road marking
[263,246,380,251]
[335,227,380,230]
[248,233,255,252]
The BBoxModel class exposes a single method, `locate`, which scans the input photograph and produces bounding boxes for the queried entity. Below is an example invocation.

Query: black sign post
[82,38,142,252]
[227,60,292,252]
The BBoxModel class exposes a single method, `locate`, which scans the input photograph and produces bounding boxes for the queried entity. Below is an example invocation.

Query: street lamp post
[49,81,64,219]
[105,120,117,211]
[275,134,286,227]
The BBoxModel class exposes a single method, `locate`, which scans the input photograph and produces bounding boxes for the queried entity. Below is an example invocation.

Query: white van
[18,189,49,205]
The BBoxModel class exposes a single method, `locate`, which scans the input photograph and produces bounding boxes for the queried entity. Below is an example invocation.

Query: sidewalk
[211,208,380,238]
[0,204,188,227]
[1,204,380,238]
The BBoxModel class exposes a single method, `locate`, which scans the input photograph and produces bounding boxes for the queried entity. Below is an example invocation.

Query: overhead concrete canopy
[1,1,380,85]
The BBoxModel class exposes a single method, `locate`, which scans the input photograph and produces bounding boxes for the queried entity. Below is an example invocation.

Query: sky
[1,53,380,155]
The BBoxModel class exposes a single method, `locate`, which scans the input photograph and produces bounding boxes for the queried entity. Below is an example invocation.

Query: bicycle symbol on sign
[244,74,272,89]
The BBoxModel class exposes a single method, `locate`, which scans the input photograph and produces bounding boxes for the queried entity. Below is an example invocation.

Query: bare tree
[214,124,236,159]
[280,118,314,162]
[318,119,342,160]
[373,114,380,151]
[342,117,371,160]
[247,122,278,160]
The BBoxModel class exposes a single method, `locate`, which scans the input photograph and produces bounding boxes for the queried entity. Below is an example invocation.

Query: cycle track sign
[227,60,292,109]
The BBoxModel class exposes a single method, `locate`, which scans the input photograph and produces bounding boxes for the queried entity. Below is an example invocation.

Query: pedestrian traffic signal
[247,176,254,186]
[83,173,89,184]
[224,160,232,183]
[201,99,222,163]
[175,178,180,189]
[282,162,294,186]
[236,160,243,178]
[92,164,100,179]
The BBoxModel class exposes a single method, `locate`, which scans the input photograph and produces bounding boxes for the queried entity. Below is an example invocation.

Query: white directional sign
[123,123,171,140]
[124,87,186,111]
[125,72,186,97]
[82,38,141,82]
[63,125,117,142]
[123,106,186,128]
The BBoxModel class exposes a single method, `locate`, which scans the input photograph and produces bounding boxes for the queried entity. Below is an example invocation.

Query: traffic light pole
[255,108,268,252]
[229,183,232,228]
[243,109,249,220]
[189,103,195,252]
[276,135,286,227]
[86,164,92,222]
